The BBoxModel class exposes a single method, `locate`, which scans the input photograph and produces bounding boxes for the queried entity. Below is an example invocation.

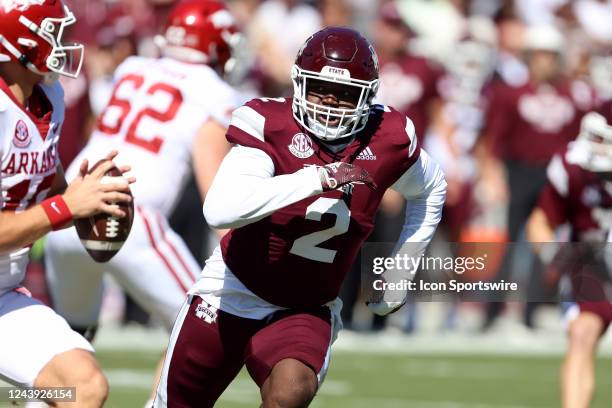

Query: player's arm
[203,144,376,229]
[0,151,133,253]
[525,190,567,288]
[527,153,570,268]
[526,205,561,268]
[367,149,447,316]
[192,118,233,237]
[0,164,70,250]
[0,201,59,252]
[203,145,324,229]
[526,155,569,243]
[192,118,232,198]
[526,207,557,243]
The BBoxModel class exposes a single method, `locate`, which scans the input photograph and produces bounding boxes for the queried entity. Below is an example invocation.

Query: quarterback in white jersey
[44,1,244,402]
[0,1,134,405]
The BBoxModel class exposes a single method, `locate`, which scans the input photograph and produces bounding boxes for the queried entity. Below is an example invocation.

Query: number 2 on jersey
[96,74,183,154]
[289,198,351,263]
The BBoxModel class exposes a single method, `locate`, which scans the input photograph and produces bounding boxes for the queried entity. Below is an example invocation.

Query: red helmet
[292,27,380,141]
[0,0,83,78]
[157,0,242,76]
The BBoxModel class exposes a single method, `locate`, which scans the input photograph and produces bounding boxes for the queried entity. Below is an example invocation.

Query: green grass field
[99,350,612,408]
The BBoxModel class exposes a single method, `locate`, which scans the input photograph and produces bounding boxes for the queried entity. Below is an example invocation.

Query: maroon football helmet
[0,0,83,78]
[156,0,243,77]
[292,27,380,141]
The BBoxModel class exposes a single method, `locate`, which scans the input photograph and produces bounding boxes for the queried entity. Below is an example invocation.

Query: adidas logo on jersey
[356,147,376,161]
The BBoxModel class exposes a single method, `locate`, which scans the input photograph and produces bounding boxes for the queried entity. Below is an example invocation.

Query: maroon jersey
[377,55,442,141]
[597,98,612,123]
[538,147,612,310]
[484,79,597,165]
[220,98,419,308]
[538,147,612,242]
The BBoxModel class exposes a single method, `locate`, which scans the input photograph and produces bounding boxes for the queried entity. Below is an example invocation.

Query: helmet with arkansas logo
[0,0,84,78]
[156,0,244,78]
[292,27,380,142]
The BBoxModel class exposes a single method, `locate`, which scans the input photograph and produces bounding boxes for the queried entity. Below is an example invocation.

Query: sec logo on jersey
[288,133,314,159]
[13,120,31,148]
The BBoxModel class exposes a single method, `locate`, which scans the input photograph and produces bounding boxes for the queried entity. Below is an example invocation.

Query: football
[74,160,134,263]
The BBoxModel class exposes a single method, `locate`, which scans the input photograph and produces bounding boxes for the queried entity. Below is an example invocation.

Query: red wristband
[41,195,73,230]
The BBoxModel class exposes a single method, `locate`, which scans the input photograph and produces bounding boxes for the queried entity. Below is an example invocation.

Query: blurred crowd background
[26,0,612,335]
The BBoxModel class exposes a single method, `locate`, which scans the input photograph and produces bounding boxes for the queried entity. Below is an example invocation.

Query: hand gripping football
[74,160,134,262]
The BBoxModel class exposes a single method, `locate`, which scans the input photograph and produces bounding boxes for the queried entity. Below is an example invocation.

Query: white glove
[366,275,408,316]
[366,300,406,316]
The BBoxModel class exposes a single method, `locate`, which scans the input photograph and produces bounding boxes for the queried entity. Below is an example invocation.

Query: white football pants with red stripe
[45,206,200,330]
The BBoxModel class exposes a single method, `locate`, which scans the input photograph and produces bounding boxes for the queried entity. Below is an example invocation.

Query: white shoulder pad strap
[547,154,569,197]
[230,105,266,142]
[405,116,418,157]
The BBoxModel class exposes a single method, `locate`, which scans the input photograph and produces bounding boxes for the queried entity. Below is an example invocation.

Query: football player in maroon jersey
[527,111,612,408]
[0,1,133,406]
[481,24,599,329]
[154,27,447,407]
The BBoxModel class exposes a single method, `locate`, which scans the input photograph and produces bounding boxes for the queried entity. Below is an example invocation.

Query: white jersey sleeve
[203,145,322,229]
[199,77,244,129]
[546,153,569,197]
[369,149,446,315]
[391,148,447,248]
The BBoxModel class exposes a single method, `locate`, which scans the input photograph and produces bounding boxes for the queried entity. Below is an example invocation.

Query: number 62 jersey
[67,56,242,216]
[199,97,445,309]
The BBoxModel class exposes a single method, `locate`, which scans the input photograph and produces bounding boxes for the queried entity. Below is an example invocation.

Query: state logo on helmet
[291,27,380,142]
[0,0,83,78]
